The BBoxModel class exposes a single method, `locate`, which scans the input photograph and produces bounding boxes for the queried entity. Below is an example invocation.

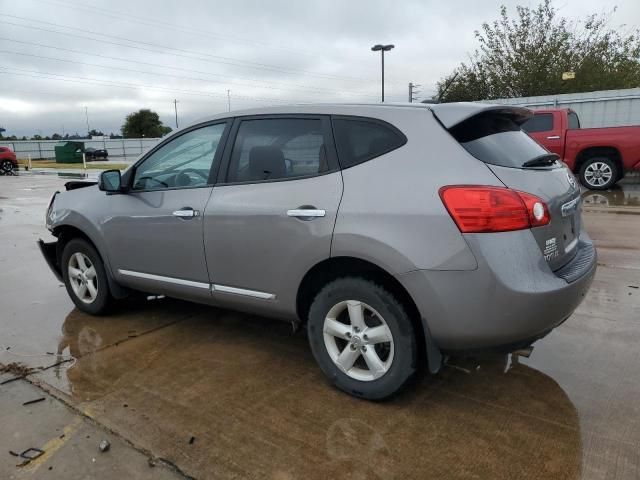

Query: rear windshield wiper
[522,153,559,168]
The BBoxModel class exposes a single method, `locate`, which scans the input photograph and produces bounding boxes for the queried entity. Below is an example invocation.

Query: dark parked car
[84,147,109,160]
[0,146,18,174]
[40,103,596,400]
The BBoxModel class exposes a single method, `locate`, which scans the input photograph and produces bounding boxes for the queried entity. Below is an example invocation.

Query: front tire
[579,156,618,190]
[307,277,417,400]
[61,238,113,315]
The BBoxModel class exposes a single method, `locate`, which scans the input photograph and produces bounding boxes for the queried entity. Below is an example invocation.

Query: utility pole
[408,82,421,102]
[227,90,231,112]
[173,99,179,129]
[84,106,90,137]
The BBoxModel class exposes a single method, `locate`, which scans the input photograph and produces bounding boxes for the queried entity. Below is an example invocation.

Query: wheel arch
[53,224,129,299]
[296,256,442,373]
[574,146,623,177]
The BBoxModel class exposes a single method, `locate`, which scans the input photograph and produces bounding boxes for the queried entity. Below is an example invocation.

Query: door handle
[287,208,326,219]
[172,208,200,219]
[546,135,561,140]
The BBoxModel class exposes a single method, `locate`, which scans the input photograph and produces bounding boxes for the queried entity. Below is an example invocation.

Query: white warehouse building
[486,87,640,128]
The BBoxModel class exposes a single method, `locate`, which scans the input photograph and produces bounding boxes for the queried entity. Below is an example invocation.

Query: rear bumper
[38,239,63,282]
[398,230,596,351]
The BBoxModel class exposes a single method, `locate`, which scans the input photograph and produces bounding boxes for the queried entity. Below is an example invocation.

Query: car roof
[183,102,532,132]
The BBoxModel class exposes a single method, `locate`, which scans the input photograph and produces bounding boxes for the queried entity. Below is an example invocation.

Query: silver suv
[40,103,596,399]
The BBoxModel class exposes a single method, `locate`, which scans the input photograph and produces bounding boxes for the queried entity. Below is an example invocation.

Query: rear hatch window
[449,112,554,169]
[443,108,582,272]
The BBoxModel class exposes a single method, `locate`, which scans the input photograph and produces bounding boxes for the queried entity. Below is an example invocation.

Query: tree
[51,133,62,140]
[0,127,5,139]
[31,134,43,140]
[436,1,640,102]
[121,109,172,138]
[89,129,104,137]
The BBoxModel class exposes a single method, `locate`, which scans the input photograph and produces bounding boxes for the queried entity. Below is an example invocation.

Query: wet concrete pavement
[1,175,639,479]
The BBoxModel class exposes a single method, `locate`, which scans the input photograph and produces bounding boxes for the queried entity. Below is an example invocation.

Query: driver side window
[133,123,226,191]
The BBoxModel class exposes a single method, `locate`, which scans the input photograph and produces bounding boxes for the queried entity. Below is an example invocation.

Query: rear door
[522,112,564,157]
[203,115,342,318]
[446,110,582,271]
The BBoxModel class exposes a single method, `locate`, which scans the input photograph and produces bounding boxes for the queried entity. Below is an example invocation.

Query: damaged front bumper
[38,239,62,282]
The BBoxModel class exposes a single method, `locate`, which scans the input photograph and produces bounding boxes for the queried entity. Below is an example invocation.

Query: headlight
[46,191,59,230]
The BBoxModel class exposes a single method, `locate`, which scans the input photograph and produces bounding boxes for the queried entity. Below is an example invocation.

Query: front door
[203,116,343,319]
[103,121,229,301]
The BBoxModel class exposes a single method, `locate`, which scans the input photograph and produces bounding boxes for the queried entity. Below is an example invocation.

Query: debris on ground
[19,448,45,460]
[22,397,46,406]
[188,436,195,445]
[1,376,26,385]
[14,447,45,466]
[0,362,34,377]
[98,440,111,452]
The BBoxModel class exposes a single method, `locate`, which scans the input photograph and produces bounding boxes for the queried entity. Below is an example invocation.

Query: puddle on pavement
[581,182,640,208]
[33,307,585,479]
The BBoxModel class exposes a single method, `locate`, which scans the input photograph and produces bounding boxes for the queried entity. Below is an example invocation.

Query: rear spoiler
[429,103,532,129]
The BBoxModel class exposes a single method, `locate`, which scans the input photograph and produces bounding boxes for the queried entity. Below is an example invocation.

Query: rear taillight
[439,185,550,233]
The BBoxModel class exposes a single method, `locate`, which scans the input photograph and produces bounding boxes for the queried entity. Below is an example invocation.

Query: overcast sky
[1,0,638,137]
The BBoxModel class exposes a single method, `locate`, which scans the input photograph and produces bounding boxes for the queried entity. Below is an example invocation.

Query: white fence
[0,138,162,161]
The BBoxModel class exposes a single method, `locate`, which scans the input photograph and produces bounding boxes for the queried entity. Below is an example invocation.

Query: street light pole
[371,44,394,102]
[84,106,90,137]
[173,99,179,129]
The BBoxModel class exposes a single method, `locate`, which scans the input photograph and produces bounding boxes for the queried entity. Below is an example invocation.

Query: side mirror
[98,169,122,193]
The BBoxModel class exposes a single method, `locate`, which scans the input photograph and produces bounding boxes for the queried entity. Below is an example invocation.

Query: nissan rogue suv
[39,103,596,399]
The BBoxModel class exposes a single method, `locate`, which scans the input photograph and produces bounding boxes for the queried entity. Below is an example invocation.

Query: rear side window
[227,118,327,183]
[568,112,580,129]
[522,113,553,133]
[449,112,550,169]
[332,118,406,168]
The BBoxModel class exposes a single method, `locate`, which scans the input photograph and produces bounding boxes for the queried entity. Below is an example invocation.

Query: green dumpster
[54,141,85,163]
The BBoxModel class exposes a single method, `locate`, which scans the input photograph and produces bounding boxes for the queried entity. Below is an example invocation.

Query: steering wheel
[179,168,209,180]
[136,176,168,188]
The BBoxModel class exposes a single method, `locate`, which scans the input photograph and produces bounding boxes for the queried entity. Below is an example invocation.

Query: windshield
[449,112,553,168]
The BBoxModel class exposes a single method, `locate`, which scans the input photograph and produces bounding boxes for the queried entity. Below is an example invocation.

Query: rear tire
[579,156,618,190]
[307,277,417,400]
[0,159,14,175]
[61,238,113,315]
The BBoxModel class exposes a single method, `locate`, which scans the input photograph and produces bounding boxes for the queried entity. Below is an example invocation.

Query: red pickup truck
[522,108,640,190]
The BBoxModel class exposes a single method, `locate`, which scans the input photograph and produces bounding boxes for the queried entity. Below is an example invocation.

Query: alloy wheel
[1,160,13,174]
[584,161,613,188]
[323,300,394,382]
[68,252,98,304]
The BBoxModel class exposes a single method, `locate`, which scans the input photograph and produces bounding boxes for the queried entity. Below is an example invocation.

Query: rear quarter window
[568,112,580,129]
[449,112,550,169]
[332,117,406,169]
